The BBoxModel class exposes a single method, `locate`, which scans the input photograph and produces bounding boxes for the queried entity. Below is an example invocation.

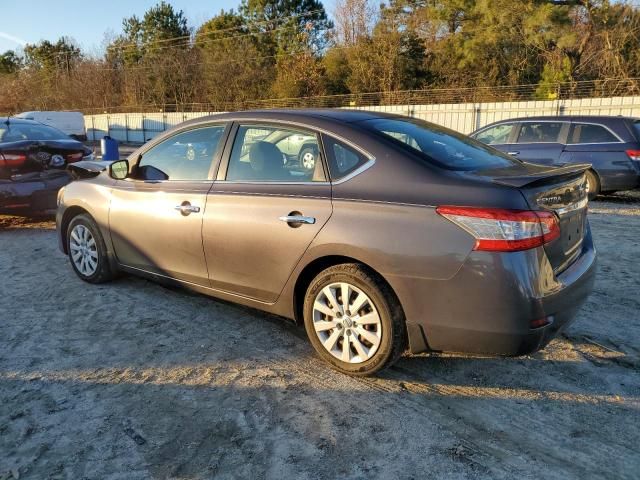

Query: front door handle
[507,151,520,156]
[279,214,316,226]
[175,202,201,216]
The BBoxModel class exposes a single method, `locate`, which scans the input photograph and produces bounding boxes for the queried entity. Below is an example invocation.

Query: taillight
[66,152,84,162]
[436,206,560,252]
[530,316,554,329]
[625,149,640,161]
[0,152,27,167]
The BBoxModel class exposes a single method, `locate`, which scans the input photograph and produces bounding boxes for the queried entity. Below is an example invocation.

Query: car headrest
[249,141,283,174]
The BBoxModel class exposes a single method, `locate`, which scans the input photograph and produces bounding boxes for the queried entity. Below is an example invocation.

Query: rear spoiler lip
[490,163,591,188]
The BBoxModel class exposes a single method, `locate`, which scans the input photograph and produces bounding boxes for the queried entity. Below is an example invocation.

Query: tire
[303,263,407,376]
[298,146,317,171]
[585,170,600,201]
[67,213,116,284]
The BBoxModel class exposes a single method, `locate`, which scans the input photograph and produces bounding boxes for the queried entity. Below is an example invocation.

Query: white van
[15,111,86,141]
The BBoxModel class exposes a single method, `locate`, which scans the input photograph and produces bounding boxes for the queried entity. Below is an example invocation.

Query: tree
[240,0,333,97]
[333,0,377,45]
[240,0,333,55]
[196,10,274,108]
[271,30,327,98]
[0,51,22,74]
[343,3,426,93]
[24,37,81,73]
[106,1,195,108]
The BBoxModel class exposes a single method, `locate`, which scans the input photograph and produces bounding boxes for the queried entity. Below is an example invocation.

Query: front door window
[225,125,325,182]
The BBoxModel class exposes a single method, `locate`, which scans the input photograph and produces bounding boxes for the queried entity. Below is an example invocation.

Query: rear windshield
[359,118,521,171]
[0,123,70,142]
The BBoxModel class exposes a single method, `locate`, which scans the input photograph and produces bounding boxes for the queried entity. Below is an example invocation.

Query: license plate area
[559,209,586,258]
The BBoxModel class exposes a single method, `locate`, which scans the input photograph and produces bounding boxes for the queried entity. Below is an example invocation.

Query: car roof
[482,115,640,124]
[184,108,403,125]
[0,117,43,125]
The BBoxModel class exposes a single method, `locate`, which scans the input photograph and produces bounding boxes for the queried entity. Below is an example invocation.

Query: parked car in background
[15,111,87,141]
[471,115,640,198]
[57,110,596,376]
[0,117,94,213]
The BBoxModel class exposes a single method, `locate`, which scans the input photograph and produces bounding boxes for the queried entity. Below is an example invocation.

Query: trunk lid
[481,162,590,272]
[0,139,87,178]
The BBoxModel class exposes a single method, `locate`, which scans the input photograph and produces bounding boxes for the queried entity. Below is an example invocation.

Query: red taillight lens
[626,149,640,161]
[66,152,84,162]
[0,152,27,167]
[436,206,560,252]
[530,316,553,329]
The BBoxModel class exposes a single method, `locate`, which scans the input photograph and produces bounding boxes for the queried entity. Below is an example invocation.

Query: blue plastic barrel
[100,136,119,161]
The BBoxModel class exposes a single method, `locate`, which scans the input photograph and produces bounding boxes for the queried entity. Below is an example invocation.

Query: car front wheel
[67,213,116,283]
[299,147,317,171]
[303,263,406,376]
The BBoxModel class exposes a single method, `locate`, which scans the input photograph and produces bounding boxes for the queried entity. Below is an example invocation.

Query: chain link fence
[81,78,640,115]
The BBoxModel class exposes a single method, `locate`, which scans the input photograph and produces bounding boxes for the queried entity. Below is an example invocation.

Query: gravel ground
[0,193,639,480]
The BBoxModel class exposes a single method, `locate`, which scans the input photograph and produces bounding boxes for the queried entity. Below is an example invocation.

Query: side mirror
[109,159,129,180]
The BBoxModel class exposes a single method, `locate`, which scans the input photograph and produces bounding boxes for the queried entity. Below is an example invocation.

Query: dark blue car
[471,116,640,198]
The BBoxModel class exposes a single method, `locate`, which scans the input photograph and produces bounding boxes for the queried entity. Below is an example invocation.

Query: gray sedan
[56,109,596,376]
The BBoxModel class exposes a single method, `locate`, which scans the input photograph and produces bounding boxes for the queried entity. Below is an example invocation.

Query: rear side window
[517,122,564,143]
[360,118,520,171]
[568,123,619,144]
[631,121,640,140]
[474,123,515,145]
[322,136,370,179]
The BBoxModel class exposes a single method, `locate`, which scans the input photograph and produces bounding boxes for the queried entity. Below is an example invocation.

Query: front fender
[56,174,116,262]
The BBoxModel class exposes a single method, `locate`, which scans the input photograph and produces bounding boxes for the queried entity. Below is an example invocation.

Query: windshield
[0,122,70,142]
[359,118,522,171]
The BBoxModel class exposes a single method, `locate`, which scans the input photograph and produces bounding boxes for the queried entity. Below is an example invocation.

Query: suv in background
[471,116,640,198]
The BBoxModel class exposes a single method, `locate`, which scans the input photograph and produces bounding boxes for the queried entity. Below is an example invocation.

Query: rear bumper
[390,222,597,355]
[0,172,71,213]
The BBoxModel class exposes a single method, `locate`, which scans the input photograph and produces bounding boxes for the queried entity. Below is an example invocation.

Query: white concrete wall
[84,96,640,142]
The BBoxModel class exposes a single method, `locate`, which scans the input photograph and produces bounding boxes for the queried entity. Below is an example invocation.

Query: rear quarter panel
[305,200,475,281]
[280,198,478,333]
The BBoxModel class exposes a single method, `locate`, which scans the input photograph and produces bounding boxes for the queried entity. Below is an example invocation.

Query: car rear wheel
[585,170,600,200]
[67,214,116,284]
[303,263,406,376]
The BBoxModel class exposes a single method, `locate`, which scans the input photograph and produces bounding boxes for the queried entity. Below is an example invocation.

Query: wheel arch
[60,206,91,254]
[297,142,319,160]
[292,254,401,324]
[586,167,602,197]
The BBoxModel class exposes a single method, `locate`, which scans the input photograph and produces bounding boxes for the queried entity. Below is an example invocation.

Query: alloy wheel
[301,151,316,170]
[70,224,98,277]
[312,282,382,363]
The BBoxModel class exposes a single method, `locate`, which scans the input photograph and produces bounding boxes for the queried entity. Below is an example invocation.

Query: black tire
[298,146,317,171]
[585,170,600,201]
[66,213,116,284]
[303,263,407,376]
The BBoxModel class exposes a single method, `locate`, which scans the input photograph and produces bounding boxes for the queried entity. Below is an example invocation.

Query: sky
[0,0,337,54]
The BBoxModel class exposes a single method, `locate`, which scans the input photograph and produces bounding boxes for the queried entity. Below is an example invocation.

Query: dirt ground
[0,193,639,480]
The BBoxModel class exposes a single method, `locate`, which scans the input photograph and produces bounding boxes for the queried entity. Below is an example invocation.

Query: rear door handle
[279,214,316,225]
[507,151,520,156]
[175,202,201,216]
